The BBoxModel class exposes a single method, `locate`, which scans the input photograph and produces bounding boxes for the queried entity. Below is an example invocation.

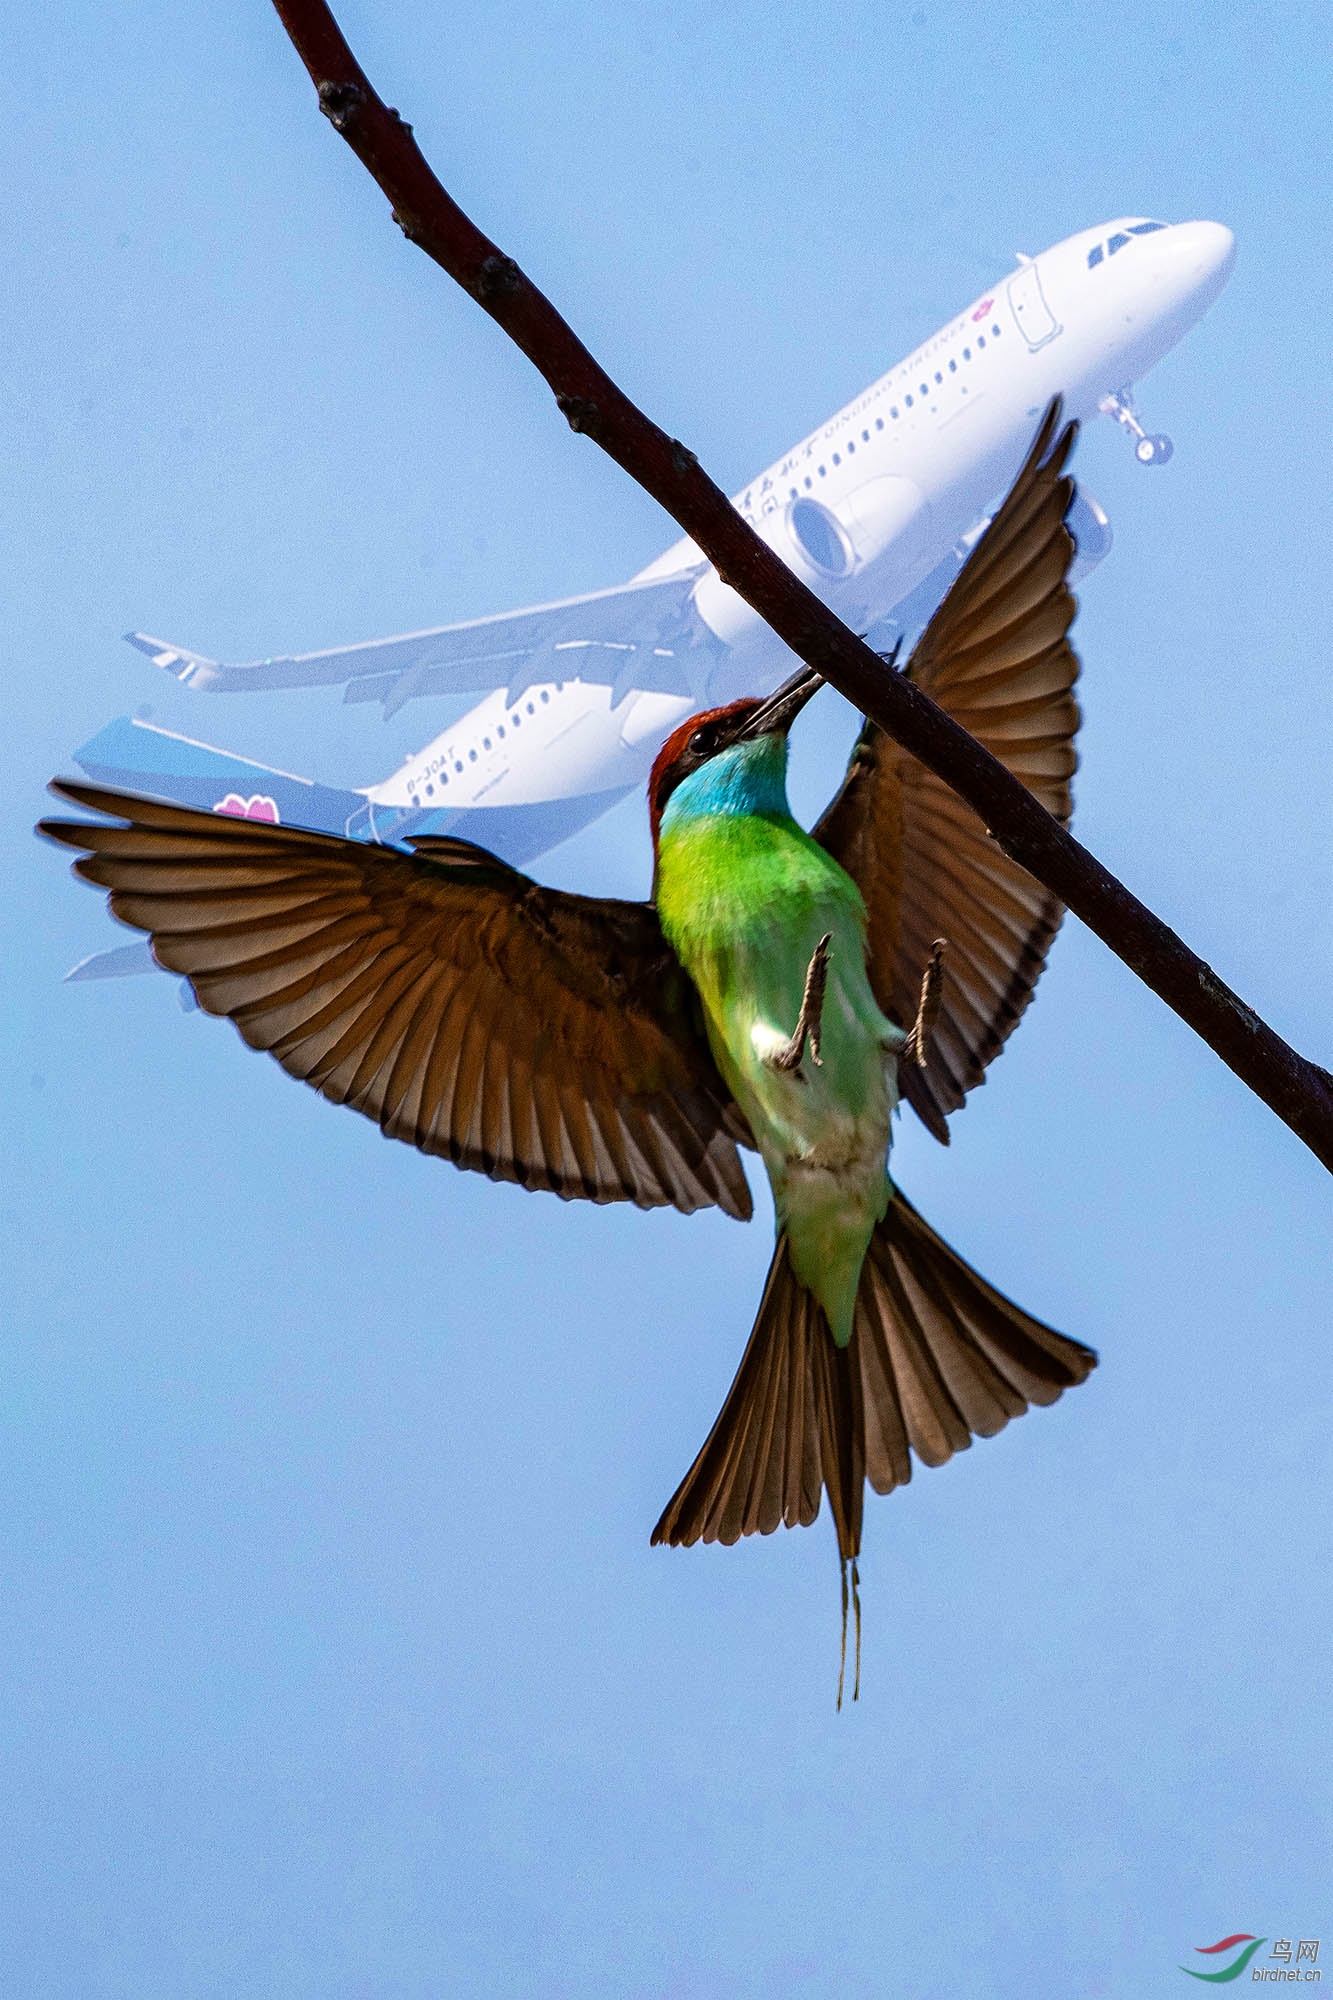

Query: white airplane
[69,214,1233,982]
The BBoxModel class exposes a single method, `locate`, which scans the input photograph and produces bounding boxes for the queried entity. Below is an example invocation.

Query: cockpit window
[1090,222,1168,268]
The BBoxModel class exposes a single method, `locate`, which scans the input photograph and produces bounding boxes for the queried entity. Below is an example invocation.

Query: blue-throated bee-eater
[39,404,1096,1700]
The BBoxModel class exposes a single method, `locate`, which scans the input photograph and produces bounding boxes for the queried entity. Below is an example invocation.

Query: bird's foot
[901,937,947,1069]
[766,933,833,1079]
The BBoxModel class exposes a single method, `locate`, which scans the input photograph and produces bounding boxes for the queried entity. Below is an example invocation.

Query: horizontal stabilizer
[124,569,708,711]
[65,940,157,981]
[63,938,199,1008]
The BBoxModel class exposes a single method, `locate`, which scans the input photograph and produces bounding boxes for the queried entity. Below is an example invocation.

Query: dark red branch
[268,0,1333,1176]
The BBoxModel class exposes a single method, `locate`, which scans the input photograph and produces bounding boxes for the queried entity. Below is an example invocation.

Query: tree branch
[267,0,1333,1176]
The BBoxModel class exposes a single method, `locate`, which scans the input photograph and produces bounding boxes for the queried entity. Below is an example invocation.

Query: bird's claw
[767,933,833,1079]
[902,938,946,1068]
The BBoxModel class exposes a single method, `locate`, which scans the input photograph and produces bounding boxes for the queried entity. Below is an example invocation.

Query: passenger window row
[410,690,553,800]
[788,322,1003,493]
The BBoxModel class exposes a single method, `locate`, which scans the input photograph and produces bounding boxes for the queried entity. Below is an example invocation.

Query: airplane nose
[1173,220,1237,304]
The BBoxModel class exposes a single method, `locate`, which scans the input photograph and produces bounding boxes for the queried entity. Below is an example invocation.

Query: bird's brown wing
[814,399,1081,1142]
[39,781,753,1218]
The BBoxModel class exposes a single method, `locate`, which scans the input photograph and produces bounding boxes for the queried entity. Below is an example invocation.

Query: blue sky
[4,3,1331,1994]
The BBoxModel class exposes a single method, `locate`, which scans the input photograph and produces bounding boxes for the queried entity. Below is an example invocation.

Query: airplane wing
[127,568,715,716]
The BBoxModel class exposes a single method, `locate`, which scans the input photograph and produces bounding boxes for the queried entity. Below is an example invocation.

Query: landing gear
[1100,386,1174,467]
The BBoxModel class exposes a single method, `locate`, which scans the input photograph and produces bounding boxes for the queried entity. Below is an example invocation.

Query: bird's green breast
[656,802,902,1345]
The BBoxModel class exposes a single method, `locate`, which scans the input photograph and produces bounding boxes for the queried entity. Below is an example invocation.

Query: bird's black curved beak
[736,663,825,741]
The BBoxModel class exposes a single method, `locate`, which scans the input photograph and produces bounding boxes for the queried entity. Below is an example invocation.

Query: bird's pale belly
[701,922,900,1345]
[736,954,896,1167]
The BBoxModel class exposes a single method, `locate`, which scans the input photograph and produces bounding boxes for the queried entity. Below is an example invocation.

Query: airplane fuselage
[366,216,1233,846]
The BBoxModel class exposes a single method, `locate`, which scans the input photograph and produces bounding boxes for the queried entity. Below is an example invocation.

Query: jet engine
[862,487,1115,657]
[690,474,932,651]
[1067,489,1112,581]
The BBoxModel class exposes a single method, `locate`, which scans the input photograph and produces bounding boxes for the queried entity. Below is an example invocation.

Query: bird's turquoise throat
[655,732,904,1346]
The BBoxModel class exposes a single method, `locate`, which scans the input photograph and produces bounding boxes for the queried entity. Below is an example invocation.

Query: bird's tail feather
[651,1187,1096,1696]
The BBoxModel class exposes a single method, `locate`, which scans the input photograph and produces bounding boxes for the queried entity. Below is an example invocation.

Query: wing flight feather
[815,400,1081,1141]
[39,782,752,1219]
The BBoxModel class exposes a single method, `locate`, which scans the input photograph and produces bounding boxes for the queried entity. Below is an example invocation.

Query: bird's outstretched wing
[38,781,753,1218]
[814,400,1080,1142]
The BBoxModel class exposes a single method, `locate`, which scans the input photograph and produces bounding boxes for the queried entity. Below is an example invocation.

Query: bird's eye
[688,727,709,754]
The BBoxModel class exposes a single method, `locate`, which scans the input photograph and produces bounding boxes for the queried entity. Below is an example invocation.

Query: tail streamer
[653,1189,1096,1707]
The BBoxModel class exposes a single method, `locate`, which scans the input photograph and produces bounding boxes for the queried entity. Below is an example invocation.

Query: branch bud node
[317,80,365,131]
[476,254,522,300]
[670,440,697,475]
[556,394,598,434]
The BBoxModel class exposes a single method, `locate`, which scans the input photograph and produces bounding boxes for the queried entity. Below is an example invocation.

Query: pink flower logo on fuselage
[214,793,280,822]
